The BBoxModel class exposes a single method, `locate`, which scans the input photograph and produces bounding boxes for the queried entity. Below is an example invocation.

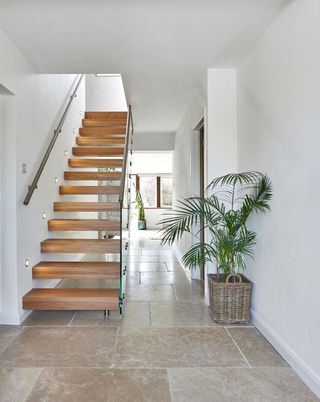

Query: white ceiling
[0,0,290,132]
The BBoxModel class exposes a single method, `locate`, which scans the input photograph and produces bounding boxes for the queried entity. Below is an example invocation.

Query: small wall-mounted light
[64,150,68,156]
[42,212,46,220]
[54,177,58,184]
[25,259,29,268]
[73,128,76,133]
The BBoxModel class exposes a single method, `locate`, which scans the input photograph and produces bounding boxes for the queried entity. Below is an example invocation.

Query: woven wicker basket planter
[208,274,253,324]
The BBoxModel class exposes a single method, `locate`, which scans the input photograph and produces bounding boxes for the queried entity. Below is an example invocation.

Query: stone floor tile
[125,284,177,302]
[0,368,43,402]
[140,272,190,286]
[0,326,23,353]
[172,282,204,303]
[0,327,118,368]
[126,262,168,272]
[125,255,179,263]
[22,311,75,327]
[113,327,247,368]
[70,310,122,327]
[70,302,151,327]
[168,367,319,402]
[227,327,287,367]
[27,368,171,402]
[150,302,216,327]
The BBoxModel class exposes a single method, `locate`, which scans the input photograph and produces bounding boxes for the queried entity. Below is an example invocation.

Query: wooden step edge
[53,202,120,212]
[48,219,121,232]
[32,261,120,279]
[22,288,120,311]
[59,186,121,195]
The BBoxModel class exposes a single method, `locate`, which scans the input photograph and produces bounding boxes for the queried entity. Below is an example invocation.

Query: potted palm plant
[135,190,147,230]
[160,171,272,323]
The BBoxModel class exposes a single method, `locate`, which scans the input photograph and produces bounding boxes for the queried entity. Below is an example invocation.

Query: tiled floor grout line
[23,367,45,402]
[225,327,252,368]
[110,327,120,368]
[148,301,152,325]
[0,326,27,357]
[166,369,174,402]
[67,312,76,327]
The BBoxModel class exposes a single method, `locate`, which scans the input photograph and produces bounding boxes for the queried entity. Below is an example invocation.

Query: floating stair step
[48,219,120,232]
[82,119,126,128]
[23,288,119,311]
[59,186,120,195]
[72,147,124,157]
[41,238,120,253]
[64,171,122,181]
[68,158,123,168]
[76,137,125,146]
[79,127,126,136]
[32,261,120,279]
[54,202,120,212]
[85,111,127,121]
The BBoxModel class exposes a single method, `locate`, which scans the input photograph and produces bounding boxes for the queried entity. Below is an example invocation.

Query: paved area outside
[0,231,318,401]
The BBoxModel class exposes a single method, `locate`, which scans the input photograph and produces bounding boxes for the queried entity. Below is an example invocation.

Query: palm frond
[182,242,216,269]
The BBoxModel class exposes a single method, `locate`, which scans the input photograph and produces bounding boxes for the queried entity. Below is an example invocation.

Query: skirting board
[172,244,192,279]
[251,310,320,398]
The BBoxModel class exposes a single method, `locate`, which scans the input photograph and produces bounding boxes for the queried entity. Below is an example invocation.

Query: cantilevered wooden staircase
[23,111,129,312]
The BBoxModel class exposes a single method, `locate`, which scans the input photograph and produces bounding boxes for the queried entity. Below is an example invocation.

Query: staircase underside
[22,111,127,312]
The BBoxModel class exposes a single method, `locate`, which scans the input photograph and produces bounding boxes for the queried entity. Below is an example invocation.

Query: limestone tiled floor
[0,230,318,401]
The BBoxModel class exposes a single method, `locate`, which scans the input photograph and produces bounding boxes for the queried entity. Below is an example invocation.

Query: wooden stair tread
[64,171,122,181]
[72,147,124,157]
[85,111,127,121]
[79,127,126,136]
[69,158,123,168]
[41,238,120,253]
[23,288,119,311]
[54,202,120,212]
[82,119,126,128]
[59,186,120,195]
[48,219,120,231]
[32,261,120,279]
[76,137,125,146]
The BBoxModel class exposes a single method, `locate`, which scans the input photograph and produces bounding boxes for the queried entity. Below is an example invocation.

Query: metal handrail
[119,105,133,205]
[23,74,84,205]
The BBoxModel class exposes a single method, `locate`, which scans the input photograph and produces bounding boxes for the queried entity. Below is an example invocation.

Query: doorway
[199,124,205,280]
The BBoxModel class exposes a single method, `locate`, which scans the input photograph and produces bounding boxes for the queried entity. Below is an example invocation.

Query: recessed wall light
[64,150,68,156]
[42,212,46,220]
[73,128,76,133]
[54,177,58,184]
[25,259,29,267]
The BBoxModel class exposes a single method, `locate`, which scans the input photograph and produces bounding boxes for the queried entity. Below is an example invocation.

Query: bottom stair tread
[23,288,119,311]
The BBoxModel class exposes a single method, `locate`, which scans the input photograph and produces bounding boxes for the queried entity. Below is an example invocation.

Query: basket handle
[226,273,242,283]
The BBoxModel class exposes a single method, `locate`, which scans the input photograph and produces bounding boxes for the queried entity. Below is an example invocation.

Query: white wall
[237,0,320,395]
[173,89,206,278]
[85,74,127,111]
[133,132,175,151]
[204,68,238,295]
[0,26,89,324]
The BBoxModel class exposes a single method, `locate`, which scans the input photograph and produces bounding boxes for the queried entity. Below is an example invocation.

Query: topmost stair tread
[85,111,127,121]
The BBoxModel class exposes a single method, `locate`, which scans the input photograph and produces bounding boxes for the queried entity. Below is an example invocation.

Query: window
[136,175,173,208]
[139,176,157,208]
[161,177,173,207]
